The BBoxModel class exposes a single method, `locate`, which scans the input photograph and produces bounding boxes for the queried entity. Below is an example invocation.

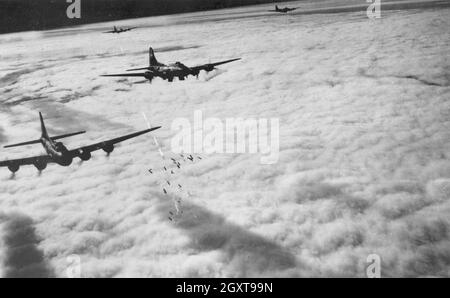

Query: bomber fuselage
[40,137,72,166]
[145,62,194,80]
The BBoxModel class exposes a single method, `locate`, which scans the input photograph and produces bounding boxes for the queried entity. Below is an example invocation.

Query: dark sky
[0,0,287,34]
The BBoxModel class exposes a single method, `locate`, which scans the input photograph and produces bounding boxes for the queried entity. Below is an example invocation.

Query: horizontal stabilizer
[126,67,150,71]
[51,131,86,141]
[101,73,148,77]
[4,139,41,148]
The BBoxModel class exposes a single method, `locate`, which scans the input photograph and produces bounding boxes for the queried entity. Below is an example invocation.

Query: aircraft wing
[68,127,161,157]
[0,155,53,168]
[103,31,115,33]
[190,58,241,72]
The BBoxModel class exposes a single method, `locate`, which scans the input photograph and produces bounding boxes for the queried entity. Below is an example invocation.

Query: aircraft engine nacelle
[103,144,114,154]
[79,150,91,161]
[204,65,215,72]
[58,156,73,167]
[8,163,19,173]
[34,160,47,171]
[144,72,153,81]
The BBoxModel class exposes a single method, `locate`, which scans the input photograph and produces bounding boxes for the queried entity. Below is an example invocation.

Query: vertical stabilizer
[149,47,158,66]
[39,112,49,139]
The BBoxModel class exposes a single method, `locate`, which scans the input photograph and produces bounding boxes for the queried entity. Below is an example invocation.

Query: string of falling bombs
[148,153,203,222]
[143,113,202,222]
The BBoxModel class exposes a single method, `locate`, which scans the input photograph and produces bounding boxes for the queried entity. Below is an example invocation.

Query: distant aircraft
[268,5,298,13]
[103,26,137,34]
[101,47,241,83]
[0,112,161,173]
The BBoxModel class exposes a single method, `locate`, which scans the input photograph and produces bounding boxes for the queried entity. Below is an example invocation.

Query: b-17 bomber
[103,26,138,34]
[101,47,241,83]
[0,112,161,173]
[268,5,298,13]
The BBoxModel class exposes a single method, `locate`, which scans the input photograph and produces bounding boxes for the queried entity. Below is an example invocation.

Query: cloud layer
[0,1,449,277]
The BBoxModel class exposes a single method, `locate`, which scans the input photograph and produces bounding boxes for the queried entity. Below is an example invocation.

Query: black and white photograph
[0,0,449,280]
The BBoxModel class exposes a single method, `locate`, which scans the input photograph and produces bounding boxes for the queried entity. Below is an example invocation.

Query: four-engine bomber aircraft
[268,5,298,13]
[0,112,161,173]
[103,26,138,34]
[101,47,241,82]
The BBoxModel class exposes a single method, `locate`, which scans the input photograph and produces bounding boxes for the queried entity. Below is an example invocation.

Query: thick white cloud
[0,0,449,277]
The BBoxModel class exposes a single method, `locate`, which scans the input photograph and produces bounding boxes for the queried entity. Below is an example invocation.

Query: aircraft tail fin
[39,112,86,140]
[39,112,49,139]
[3,112,46,148]
[276,5,279,10]
[3,112,86,149]
[149,47,158,66]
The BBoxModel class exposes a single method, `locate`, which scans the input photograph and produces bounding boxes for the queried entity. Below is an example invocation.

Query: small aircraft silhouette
[103,26,137,34]
[0,112,161,173]
[268,5,298,13]
[101,47,241,83]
